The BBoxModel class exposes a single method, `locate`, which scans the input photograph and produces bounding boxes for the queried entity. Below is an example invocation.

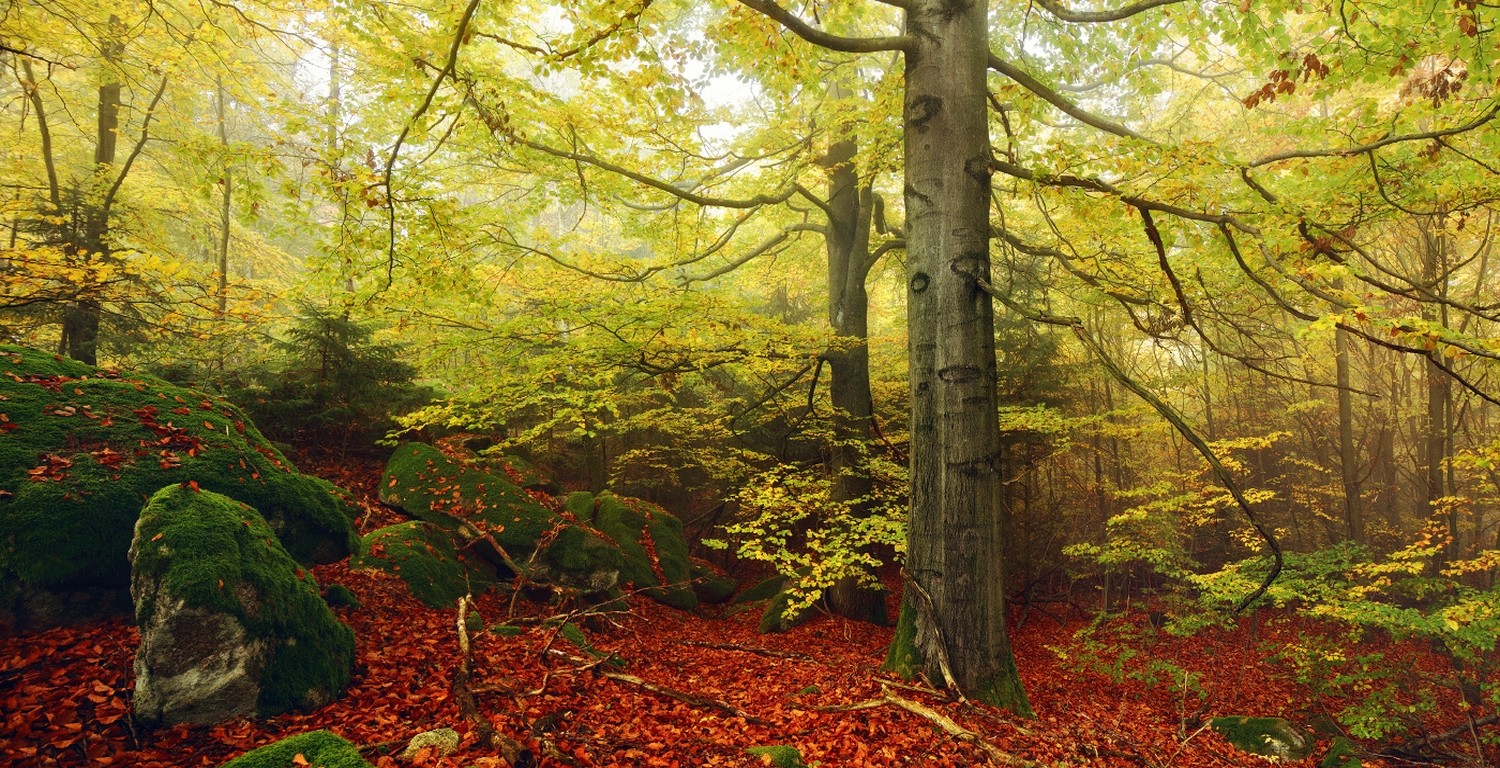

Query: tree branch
[102,73,168,217]
[988,54,1151,142]
[736,0,912,53]
[1031,0,1186,23]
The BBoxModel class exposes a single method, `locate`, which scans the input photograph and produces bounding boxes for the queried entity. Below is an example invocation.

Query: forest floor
[2,458,1492,768]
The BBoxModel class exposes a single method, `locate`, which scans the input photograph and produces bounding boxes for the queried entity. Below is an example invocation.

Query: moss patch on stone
[132,485,354,716]
[581,491,696,610]
[380,443,621,592]
[690,560,736,605]
[734,573,789,605]
[0,345,357,624]
[1211,716,1314,761]
[219,730,372,768]
[323,584,361,609]
[352,521,494,608]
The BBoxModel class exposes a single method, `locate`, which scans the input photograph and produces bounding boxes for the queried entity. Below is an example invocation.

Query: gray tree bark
[882,0,1030,713]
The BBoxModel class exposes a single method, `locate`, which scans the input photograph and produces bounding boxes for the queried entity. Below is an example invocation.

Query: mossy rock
[131,486,354,722]
[758,589,816,634]
[352,521,494,608]
[1321,737,1361,768]
[380,444,620,592]
[482,452,556,492]
[733,573,789,604]
[0,345,357,627]
[323,584,361,609]
[219,730,373,768]
[1211,716,1314,761]
[690,560,736,605]
[745,745,807,768]
[569,491,696,610]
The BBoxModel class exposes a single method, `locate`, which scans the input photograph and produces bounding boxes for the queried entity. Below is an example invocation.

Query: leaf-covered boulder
[129,485,355,726]
[219,730,373,768]
[565,491,696,610]
[0,345,358,628]
[1211,716,1315,761]
[352,521,495,608]
[380,443,620,593]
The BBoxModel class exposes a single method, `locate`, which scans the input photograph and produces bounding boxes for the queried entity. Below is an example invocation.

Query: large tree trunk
[821,87,887,625]
[883,0,1030,714]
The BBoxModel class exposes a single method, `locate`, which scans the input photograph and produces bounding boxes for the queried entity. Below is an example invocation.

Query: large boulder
[130,485,354,725]
[565,491,696,610]
[0,345,358,629]
[380,442,621,594]
[352,521,495,608]
[219,730,373,768]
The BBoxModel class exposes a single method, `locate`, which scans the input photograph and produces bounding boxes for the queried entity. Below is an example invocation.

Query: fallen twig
[681,640,816,661]
[817,687,1033,767]
[455,595,527,762]
[553,651,769,725]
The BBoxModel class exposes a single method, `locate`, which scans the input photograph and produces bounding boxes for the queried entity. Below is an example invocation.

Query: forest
[0,0,1497,766]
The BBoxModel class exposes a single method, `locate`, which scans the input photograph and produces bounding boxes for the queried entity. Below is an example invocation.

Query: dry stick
[680,640,817,661]
[819,689,1033,767]
[552,651,769,725]
[455,595,525,760]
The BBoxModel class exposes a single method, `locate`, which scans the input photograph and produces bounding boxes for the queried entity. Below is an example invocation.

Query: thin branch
[972,275,1284,612]
[1247,101,1499,167]
[381,0,482,288]
[102,73,168,217]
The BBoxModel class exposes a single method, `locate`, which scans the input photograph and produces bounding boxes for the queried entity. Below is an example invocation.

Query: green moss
[690,560,736,604]
[489,624,525,637]
[734,573,789,604]
[323,584,361,609]
[352,521,493,608]
[745,745,807,768]
[380,443,555,545]
[758,589,814,634]
[1321,737,1362,768]
[1210,716,1314,761]
[219,730,372,768]
[0,345,357,617]
[133,485,354,715]
[588,492,695,609]
[881,600,920,678]
[379,444,621,591]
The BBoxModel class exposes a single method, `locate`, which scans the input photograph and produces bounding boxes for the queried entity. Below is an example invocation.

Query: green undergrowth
[133,485,354,715]
[0,345,357,613]
[218,730,372,768]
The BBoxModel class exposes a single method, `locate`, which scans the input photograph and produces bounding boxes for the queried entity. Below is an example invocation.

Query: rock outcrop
[0,345,358,629]
[130,485,354,725]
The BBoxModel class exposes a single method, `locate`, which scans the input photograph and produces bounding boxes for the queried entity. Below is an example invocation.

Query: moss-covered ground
[217,730,372,768]
[133,485,355,715]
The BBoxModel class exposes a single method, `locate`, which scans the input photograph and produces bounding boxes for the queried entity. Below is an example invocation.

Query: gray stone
[399,727,461,760]
[133,597,268,725]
